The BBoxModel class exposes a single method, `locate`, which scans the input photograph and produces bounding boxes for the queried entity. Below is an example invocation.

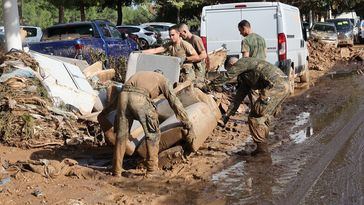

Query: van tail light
[201,36,207,51]
[278,33,286,61]
[74,43,84,50]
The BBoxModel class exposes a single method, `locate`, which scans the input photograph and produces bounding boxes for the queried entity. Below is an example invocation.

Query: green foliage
[122,4,156,24]
[22,0,57,28]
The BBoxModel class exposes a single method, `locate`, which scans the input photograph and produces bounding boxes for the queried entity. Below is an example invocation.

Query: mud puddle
[199,70,364,205]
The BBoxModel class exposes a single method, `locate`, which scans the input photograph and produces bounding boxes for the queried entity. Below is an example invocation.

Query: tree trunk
[18,0,23,24]
[59,5,65,24]
[177,8,180,23]
[80,0,86,21]
[117,0,122,25]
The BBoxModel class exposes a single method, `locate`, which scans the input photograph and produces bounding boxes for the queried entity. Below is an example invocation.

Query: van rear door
[205,5,278,65]
[205,8,242,55]
[240,6,278,65]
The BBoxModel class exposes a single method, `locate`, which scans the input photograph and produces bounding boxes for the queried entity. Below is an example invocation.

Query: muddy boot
[146,139,159,173]
[252,142,269,155]
[248,142,272,163]
[237,141,258,156]
[112,138,126,177]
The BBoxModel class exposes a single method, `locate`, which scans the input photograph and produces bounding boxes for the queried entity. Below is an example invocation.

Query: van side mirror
[302,28,308,41]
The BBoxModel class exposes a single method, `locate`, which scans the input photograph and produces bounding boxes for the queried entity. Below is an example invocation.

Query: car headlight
[345,31,353,37]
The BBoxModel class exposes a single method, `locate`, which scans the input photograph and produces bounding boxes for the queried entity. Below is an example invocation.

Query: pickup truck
[29,20,138,63]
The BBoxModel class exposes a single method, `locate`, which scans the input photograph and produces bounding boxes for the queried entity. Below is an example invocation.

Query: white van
[200,2,309,91]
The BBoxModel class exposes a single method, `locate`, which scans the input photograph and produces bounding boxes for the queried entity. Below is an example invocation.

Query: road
[203,59,364,205]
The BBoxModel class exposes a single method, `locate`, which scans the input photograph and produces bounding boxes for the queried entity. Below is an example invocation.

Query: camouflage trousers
[179,65,196,82]
[194,61,206,79]
[248,79,289,143]
[113,85,160,175]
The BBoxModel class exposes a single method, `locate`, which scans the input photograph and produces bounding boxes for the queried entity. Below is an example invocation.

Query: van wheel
[289,66,295,95]
[300,62,310,88]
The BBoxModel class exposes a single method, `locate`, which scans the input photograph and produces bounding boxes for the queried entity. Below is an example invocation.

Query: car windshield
[143,26,157,33]
[312,24,336,33]
[328,20,353,32]
[46,24,94,39]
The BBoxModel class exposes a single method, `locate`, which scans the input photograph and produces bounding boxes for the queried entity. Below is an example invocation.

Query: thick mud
[0,59,363,204]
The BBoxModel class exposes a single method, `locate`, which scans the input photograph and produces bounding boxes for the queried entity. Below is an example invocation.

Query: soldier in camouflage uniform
[238,20,267,105]
[238,20,266,60]
[111,71,193,176]
[143,25,200,82]
[211,58,289,155]
[178,23,207,82]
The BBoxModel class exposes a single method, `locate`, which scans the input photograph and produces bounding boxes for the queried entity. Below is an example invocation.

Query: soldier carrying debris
[142,25,200,82]
[109,71,194,176]
[209,57,289,158]
[178,23,207,83]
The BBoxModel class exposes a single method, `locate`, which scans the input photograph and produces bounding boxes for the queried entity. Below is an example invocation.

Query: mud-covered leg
[112,95,130,177]
[138,106,161,172]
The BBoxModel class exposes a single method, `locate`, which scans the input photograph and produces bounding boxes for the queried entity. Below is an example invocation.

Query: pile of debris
[308,39,364,71]
[0,50,102,148]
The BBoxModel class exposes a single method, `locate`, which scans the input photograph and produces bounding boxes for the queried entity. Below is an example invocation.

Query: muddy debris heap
[308,39,363,71]
[0,50,102,148]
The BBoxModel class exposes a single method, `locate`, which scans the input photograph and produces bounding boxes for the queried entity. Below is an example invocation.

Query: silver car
[116,25,157,49]
[310,22,338,47]
[327,18,354,46]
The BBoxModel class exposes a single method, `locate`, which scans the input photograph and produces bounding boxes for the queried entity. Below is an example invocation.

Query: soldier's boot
[146,139,159,173]
[253,142,269,155]
[250,142,272,163]
[112,138,126,177]
[237,141,258,156]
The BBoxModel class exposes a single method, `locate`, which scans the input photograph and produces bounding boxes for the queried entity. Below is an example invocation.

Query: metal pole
[3,0,22,51]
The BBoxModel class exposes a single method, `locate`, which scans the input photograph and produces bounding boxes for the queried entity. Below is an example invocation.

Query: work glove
[181,121,194,142]
[217,114,230,127]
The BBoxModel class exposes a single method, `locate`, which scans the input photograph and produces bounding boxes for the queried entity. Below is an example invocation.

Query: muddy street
[200,61,364,205]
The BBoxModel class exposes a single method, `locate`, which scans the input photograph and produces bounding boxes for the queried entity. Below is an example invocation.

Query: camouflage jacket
[212,58,287,90]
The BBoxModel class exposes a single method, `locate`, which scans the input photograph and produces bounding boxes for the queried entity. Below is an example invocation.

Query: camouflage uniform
[113,71,191,175]
[185,34,206,79]
[212,58,289,145]
[241,33,267,107]
[163,39,198,82]
[241,33,266,60]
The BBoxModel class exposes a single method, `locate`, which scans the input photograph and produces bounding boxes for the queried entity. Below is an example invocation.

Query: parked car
[139,25,163,45]
[309,22,338,47]
[29,20,138,63]
[200,2,309,93]
[116,27,141,49]
[327,18,354,46]
[140,22,175,42]
[0,26,42,43]
[360,20,364,43]
[116,25,157,49]
[0,32,5,50]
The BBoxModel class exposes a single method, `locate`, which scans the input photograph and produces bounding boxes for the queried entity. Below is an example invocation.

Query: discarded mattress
[135,102,218,157]
[126,53,181,83]
[30,51,97,115]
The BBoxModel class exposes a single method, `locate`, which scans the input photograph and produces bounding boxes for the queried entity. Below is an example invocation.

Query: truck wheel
[289,66,295,95]
[139,38,149,50]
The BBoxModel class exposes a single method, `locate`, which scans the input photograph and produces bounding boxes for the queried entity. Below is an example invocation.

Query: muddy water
[201,73,364,205]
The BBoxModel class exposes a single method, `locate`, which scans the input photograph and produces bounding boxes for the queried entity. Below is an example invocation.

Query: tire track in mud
[301,122,364,205]
[277,87,364,205]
